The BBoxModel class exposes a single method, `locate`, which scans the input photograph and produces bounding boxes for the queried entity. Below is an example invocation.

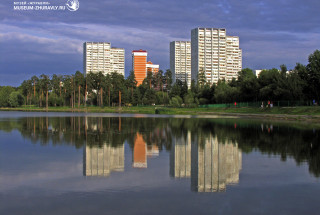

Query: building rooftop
[132,49,147,53]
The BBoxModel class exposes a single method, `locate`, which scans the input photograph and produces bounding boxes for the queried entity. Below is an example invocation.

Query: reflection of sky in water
[1,114,320,215]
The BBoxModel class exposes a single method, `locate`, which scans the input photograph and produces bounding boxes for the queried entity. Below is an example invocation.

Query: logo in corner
[66,0,79,11]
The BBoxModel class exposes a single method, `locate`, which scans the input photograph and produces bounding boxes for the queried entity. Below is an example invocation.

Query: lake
[0,111,320,215]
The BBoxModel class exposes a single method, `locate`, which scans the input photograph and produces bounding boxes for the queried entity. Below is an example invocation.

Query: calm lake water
[0,111,320,215]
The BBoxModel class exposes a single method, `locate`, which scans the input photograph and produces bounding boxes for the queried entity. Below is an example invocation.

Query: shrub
[9,91,24,107]
[170,96,183,107]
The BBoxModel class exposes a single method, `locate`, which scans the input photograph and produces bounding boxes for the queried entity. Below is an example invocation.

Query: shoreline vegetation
[1,106,320,122]
[1,50,320,120]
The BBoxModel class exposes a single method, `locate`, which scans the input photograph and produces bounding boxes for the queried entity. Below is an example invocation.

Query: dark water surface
[0,112,320,215]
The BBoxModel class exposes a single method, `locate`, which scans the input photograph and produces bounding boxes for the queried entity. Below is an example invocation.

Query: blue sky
[0,0,320,86]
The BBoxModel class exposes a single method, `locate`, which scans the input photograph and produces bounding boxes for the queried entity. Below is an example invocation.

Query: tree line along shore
[0,50,319,113]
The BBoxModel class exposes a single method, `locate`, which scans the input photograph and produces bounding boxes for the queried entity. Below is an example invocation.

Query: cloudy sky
[0,0,320,86]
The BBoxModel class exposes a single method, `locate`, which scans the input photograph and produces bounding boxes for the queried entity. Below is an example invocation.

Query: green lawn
[1,105,320,116]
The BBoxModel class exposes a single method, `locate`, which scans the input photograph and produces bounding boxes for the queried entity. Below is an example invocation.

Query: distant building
[132,50,148,86]
[170,41,192,88]
[83,42,125,76]
[111,48,125,75]
[191,28,242,84]
[255,69,293,77]
[255,70,263,77]
[146,61,159,74]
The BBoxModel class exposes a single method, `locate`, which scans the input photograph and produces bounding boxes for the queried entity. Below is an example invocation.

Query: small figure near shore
[261,101,264,108]
[313,99,318,106]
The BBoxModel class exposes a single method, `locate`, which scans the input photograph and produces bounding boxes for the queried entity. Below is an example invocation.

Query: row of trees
[0,50,319,108]
[0,69,174,108]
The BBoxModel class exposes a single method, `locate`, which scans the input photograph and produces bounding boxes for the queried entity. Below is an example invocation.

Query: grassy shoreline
[1,106,320,121]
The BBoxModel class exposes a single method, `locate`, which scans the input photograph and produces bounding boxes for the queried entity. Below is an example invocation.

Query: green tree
[237,68,259,101]
[20,79,33,105]
[0,86,15,107]
[198,84,214,104]
[184,91,197,107]
[258,69,280,100]
[96,72,104,107]
[132,88,142,106]
[286,70,305,100]
[111,72,125,107]
[164,69,173,92]
[30,75,39,105]
[198,70,206,89]
[74,71,85,107]
[170,80,182,98]
[181,81,188,98]
[86,72,99,105]
[146,71,153,89]
[62,75,73,107]
[155,91,169,105]
[190,79,199,96]
[214,79,239,103]
[39,74,50,109]
[155,70,164,91]
[280,64,287,77]
[306,50,320,100]
[51,74,63,106]
[142,89,156,105]
[294,63,308,100]
[101,74,112,106]
[9,91,24,107]
[126,71,138,102]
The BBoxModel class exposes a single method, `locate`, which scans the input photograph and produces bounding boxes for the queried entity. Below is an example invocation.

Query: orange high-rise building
[132,50,147,86]
[133,133,147,168]
[146,61,159,74]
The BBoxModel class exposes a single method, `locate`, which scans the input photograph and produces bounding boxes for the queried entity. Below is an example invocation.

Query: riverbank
[1,106,320,122]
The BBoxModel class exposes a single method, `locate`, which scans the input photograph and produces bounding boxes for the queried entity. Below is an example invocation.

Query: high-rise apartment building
[132,50,148,86]
[83,42,125,76]
[191,28,242,84]
[110,48,125,75]
[170,41,192,88]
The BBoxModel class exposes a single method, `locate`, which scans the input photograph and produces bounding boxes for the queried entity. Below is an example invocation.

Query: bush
[170,96,183,107]
[199,98,209,105]
[155,91,169,105]
[184,91,198,107]
[9,91,24,107]
[49,93,64,106]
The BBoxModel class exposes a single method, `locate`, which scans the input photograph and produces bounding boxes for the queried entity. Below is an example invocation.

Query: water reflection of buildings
[191,135,242,192]
[133,133,159,168]
[83,144,124,176]
[170,131,191,178]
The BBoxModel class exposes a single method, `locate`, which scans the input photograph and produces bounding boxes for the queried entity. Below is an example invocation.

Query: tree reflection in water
[1,116,319,190]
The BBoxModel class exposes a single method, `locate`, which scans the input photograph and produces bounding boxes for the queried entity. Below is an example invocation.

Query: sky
[0,0,320,86]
